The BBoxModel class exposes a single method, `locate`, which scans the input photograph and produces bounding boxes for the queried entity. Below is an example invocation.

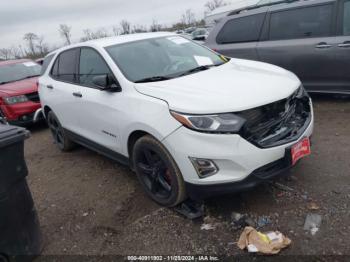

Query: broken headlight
[295,85,308,98]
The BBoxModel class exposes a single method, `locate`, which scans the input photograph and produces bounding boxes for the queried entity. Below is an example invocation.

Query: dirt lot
[25,94,350,257]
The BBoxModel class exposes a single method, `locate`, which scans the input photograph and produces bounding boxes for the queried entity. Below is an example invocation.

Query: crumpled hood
[134,59,301,114]
[0,77,38,96]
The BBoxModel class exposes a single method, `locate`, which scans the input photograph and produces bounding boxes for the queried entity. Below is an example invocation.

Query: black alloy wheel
[133,135,186,206]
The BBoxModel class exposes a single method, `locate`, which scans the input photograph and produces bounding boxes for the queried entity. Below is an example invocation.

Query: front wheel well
[127,130,150,168]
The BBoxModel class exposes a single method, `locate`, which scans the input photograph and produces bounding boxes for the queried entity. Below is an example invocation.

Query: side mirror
[92,75,121,92]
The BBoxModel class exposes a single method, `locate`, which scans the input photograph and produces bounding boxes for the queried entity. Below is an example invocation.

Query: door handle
[46,85,54,89]
[315,43,332,49]
[72,92,82,98]
[338,41,350,48]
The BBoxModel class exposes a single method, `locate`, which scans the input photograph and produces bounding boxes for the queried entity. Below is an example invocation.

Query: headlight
[4,95,29,105]
[171,111,246,133]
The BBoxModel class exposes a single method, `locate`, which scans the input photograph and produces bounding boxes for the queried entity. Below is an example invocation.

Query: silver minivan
[206,0,350,94]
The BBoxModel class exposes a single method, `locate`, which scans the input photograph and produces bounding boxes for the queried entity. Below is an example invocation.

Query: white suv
[39,32,314,207]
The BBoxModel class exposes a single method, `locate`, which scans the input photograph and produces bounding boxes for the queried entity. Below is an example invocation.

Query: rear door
[334,0,350,93]
[257,2,338,92]
[45,48,82,133]
[207,10,267,60]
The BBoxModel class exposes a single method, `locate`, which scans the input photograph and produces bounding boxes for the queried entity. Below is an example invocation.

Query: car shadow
[25,121,48,133]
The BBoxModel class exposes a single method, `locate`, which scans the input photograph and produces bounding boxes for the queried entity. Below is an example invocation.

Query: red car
[0,59,42,125]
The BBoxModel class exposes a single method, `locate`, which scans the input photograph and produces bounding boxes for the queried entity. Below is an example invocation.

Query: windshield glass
[105,36,228,83]
[0,62,41,84]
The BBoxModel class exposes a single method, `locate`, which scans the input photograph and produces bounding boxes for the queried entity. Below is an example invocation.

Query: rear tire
[47,111,75,152]
[132,135,187,207]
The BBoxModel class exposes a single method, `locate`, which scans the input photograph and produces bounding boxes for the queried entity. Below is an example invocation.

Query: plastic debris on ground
[307,202,320,210]
[237,226,291,255]
[173,199,204,219]
[304,213,322,235]
[232,212,271,230]
[200,223,216,231]
[231,212,255,229]
[272,182,295,192]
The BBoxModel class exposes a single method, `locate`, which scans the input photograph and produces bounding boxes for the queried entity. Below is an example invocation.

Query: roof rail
[228,0,308,16]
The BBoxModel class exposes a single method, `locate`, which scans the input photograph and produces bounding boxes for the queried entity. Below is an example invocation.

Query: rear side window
[269,4,333,40]
[40,54,54,75]
[216,13,265,44]
[344,1,350,35]
[51,49,79,83]
[79,48,112,87]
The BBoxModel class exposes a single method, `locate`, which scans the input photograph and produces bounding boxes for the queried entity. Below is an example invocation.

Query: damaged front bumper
[8,108,44,126]
[237,86,311,148]
[163,88,314,198]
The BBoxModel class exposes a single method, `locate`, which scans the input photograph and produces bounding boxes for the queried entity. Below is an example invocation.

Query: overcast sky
[0,0,211,49]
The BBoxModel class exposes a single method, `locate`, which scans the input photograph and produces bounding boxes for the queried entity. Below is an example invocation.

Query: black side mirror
[92,75,121,92]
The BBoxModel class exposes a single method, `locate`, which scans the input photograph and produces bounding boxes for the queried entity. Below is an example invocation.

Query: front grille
[237,88,311,148]
[25,92,40,103]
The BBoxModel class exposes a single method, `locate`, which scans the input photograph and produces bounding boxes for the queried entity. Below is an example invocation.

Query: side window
[269,4,333,40]
[40,54,54,75]
[344,1,350,35]
[216,13,265,44]
[79,48,112,87]
[51,49,78,83]
[51,57,59,77]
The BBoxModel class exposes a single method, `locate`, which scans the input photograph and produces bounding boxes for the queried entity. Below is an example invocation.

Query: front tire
[132,135,187,207]
[47,111,75,152]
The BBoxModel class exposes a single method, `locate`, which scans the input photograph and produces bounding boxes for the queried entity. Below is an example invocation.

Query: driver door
[74,47,124,153]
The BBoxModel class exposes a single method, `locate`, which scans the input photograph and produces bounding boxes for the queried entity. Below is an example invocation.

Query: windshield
[105,36,228,83]
[0,62,41,84]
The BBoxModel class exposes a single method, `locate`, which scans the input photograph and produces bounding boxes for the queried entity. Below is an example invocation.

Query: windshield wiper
[134,76,172,83]
[177,65,215,77]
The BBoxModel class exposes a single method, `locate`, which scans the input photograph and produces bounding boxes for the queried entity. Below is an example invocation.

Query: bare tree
[181,9,196,27]
[96,28,109,38]
[80,29,93,42]
[132,24,147,33]
[150,19,162,32]
[10,46,23,59]
[205,0,228,12]
[36,36,49,56]
[112,26,121,36]
[59,24,72,45]
[80,28,109,42]
[0,48,12,60]
[23,33,39,56]
[17,45,26,58]
[120,20,131,35]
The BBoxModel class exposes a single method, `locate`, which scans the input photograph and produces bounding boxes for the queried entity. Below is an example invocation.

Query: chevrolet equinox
[39,32,314,206]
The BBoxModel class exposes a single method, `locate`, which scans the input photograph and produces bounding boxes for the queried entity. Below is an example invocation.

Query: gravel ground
[24,94,350,258]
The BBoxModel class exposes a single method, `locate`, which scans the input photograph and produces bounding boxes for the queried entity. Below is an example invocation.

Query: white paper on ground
[266,232,283,243]
[23,62,37,67]
[167,36,190,45]
[194,55,214,66]
[247,244,259,253]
